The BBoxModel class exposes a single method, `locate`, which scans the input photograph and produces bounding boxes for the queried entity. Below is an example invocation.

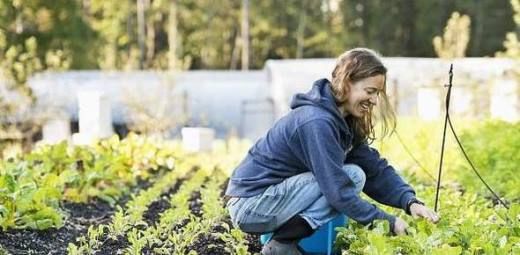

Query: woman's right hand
[393,217,409,235]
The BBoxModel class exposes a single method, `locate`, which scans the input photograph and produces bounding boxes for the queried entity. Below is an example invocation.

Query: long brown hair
[330,48,396,145]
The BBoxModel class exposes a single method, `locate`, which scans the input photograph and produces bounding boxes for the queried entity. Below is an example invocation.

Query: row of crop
[196,168,250,255]
[137,165,252,255]
[0,134,181,230]
[134,164,252,255]
[67,156,254,255]
[336,184,520,254]
[127,163,209,254]
[67,156,191,254]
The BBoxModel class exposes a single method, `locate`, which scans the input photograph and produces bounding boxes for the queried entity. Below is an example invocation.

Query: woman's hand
[393,217,408,235]
[393,204,440,235]
[410,203,440,223]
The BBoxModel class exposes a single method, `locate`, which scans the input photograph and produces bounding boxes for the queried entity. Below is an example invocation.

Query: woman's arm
[291,119,395,226]
[345,143,417,213]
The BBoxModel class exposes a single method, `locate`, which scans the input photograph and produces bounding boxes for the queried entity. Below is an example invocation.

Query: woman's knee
[342,164,366,193]
[285,171,320,192]
[227,196,277,233]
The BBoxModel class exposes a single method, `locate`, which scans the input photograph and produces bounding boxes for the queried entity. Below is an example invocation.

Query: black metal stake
[434,64,453,212]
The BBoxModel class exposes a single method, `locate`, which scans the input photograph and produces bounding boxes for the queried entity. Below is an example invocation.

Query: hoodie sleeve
[345,143,416,212]
[291,119,395,225]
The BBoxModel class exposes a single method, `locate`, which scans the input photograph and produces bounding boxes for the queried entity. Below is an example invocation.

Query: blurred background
[0,0,519,154]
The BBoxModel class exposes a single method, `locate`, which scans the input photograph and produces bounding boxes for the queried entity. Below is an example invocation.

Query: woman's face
[342,74,385,118]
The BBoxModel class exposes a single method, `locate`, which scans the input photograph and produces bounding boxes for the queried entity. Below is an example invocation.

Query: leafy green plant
[453,121,520,200]
[215,223,250,255]
[335,187,520,254]
[0,161,63,230]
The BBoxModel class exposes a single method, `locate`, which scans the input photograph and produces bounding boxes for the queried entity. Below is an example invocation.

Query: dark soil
[142,177,185,226]
[0,198,115,255]
[186,218,262,255]
[245,232,263,253]
[142,195,172,225]
[189,223,229,254]
[96,233,130,255]
[188,190,203,218]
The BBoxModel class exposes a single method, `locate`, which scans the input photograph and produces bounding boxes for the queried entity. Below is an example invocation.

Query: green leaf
[0,175,16,193]
[431,245,462,255]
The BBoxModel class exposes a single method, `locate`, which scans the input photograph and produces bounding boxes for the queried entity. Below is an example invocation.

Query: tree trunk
[230,29,240,69]
[361,1,370,46]
[296,0,307,58]
[145,0,155,68]
[241,0,249,70]
[168,0,178,70]
[400,0,416,56]
[137,0,146,69]
[471,1,483,56]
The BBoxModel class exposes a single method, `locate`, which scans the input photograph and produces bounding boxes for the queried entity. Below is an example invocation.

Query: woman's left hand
[410,203,440,223]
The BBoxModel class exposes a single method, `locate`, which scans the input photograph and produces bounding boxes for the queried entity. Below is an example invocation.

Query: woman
[225,48,439,255]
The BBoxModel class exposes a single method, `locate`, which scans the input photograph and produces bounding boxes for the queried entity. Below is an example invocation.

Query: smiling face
[330,48,395,143]
[341,74,385,118]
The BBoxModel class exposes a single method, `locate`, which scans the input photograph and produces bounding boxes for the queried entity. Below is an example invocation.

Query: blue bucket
[260,215,347,255]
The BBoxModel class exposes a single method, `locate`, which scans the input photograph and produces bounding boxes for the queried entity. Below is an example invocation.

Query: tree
[0,0,94,68]
[498,0,520,59]
[433,12,471,59]
[88,0,137,70]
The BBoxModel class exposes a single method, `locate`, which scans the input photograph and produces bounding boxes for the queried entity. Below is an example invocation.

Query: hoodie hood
[290,78,349,133]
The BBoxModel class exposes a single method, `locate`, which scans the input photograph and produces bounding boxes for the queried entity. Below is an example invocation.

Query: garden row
[0,135,260,254]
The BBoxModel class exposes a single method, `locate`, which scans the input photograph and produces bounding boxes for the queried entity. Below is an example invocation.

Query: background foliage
[0,0,516,71]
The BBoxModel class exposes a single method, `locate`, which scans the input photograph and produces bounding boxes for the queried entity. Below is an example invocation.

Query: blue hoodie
[225,78,416,225]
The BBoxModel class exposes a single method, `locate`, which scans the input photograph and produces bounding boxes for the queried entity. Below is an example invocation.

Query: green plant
[106,206,129,240]
[335,186,520,254]
[215,223,250,255]
[125,228,146,255]
[0,161,63,230]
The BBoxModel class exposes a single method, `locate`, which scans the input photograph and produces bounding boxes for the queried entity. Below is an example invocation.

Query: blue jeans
[227,164,366,233]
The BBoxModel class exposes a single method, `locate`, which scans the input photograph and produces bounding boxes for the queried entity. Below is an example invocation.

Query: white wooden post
[417,87,441,120]
[451,86,472,116]
[73,90,114,145]
[491,78,519,121]
[181,127,215,152]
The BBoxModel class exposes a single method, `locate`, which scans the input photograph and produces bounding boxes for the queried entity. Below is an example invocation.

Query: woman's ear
[335,80,350,105]
[343,79,352,96]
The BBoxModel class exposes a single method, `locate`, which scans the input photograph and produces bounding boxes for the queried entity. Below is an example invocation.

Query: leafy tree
[0,0,94,68]
[498,0,520,59]
[433,12,471,59]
